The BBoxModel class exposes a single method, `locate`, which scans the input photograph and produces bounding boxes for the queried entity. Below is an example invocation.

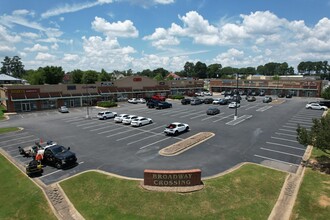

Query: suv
[97,111,117,120]
[181,98,191,105]
[305,103,328,110]
[263,96,272,103]
[203,98,214,104]
[146,99,160,108]
[156,101,172,109]
[43,145,77,169]
[191,98,203,105]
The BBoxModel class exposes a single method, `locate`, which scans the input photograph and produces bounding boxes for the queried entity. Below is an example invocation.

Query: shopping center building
[0,75,204,112]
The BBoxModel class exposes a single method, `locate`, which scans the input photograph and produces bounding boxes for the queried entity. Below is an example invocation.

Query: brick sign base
[142,169,203,192]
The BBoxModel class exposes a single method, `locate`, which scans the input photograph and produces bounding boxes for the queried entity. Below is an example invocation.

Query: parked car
[263,96,273,103]
[146,99,160,108]
[259,90,266,96]
[114,114,129,123]
[246,96,256,102]
[122,115,138,124]
[156,101,172,109]
[164,122,189,136]
[305,103,328,110]
[206,107,220,115]
[191,98,203,105]
[151,94,166,101]
[203,91,212,96]
[212,98,222,105]
[130,117,153,127]
[286,94,292,98]
[228,102,240,108]
[318,100,330,107]
[58,106,69,113]
[181,98,191,105]
[43,145,77,169]
[128,98,138,104]
[136,98,146,103]
[203,98,214,104]
[97,111,117,120]
[277,93,285,98]
[194,92,204,97]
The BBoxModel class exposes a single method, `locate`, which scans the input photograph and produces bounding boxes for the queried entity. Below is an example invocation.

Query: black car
[206,107,220,115]
[181,98,191,105]
[156,101,172,109]
[203,98,214,104]
[286,94,292,98]
[219,99,229,105]
[43,145,77,169]
[146,100,160,108]
[278,93,285,98]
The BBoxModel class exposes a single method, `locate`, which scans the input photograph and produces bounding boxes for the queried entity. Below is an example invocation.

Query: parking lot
[0,96,324,185]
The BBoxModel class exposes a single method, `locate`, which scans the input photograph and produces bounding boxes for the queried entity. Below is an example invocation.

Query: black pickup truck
[43,145,77,169]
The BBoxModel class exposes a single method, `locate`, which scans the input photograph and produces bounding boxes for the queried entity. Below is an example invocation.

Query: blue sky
[1,0,330,73]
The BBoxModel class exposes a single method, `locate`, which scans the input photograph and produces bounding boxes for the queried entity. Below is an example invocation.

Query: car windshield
[97,112,104,115]
[52,145,66,154]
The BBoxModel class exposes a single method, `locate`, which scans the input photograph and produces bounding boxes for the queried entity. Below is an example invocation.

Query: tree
[297,114,330,152]
[43,66,64,84]
[184,62,195,77]
[70,69,84,84]
[82,70,99,84]
[207,63,222,78]
[153,68,169,78]
[153,73,164,81]
[194,61,207,78]
[99,69,111,81]
[321,86,330,100]
[1,56,25,78]
[25,69,45,85]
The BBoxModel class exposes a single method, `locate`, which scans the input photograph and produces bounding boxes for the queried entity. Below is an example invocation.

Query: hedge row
[97,101,118,108]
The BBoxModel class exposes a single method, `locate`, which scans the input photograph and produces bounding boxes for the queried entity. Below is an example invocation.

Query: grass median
[0,154,57,220]
[60,164,286,219]
[291,148,330,220]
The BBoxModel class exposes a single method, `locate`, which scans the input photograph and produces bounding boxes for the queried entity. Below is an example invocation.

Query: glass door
[21,103,31,112]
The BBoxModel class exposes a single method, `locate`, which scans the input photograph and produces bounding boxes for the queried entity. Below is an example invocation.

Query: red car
[152,95,166,101]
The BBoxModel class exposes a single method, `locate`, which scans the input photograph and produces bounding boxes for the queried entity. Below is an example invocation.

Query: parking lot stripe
[2,139,39,148]
[90,124,116,131]
[0,131,29,140]
[275,132,297,137]
[140,137,171,149]
[76,121,99,127]
[190,114,206,119]
[201,112,225,121]
[271,136,299,143]
[179,111,202,118]
[226,115,252,125]
[106,128,136,138]
[213,113,234,122]
[279,128,296,133]
[115,125,166,141]
[127,133,164,145]
[260,147,302,158]
[254,154,300,166]
[266,142,305,151]
[256,106,272,112]
[0,135,35,144]
[282,125,297,129]
[97,126,127,134]
[288,120,313,125]
[291,117,315,122]
[82,123,110,129]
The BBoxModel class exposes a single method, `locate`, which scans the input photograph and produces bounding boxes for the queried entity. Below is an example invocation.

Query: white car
[130,117,153,127]
[136,98,146,104]
[58,106,69,113]
[122,115,138,125]
[114,114,129,123]
[305,103,328,110]
[164,122,189,136]
[228,102,240,108]
[212,98,222,104]
[97,111,117,120]
[128,98,138,104]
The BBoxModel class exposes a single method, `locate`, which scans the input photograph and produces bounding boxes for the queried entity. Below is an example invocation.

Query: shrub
[169,94,184,100]
[97,101,117,108]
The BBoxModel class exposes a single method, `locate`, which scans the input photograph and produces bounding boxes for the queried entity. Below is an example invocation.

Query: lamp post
[234,74,239,120]
[85,85,90,119]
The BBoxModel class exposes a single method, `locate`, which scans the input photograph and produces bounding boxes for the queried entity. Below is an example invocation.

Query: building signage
[144,169,202,187]
[133,77,142,82]
[11,89,39,93]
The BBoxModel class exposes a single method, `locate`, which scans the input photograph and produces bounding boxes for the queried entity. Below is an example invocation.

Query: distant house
[0,74,22,84]
[166,72,181,80]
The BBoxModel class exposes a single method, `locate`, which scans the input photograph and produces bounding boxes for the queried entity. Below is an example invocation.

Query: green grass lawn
[60,164,286,220]
[291,148,330,220]
[0,154,57,220]
[0,127,21,134]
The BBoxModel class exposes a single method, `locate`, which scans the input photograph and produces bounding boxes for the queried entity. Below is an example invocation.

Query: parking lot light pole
[85,85,90,119]
[234,74,238,120]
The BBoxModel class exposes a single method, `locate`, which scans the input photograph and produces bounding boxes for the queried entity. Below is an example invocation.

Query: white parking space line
[76,121,99,127]
[190,114,206,119]
[127,133,163,145]
[82,123,110,129]
[289,120,313,125]
[226,115,253,125]
[90,124,116,131]
[260,147,302,158]
[282,125,297,129]
[275,132,297,137]
[0,135,35,144]
[106,128,137,138]
[254,154,300,166]
[245,105,260,110]
[213,114,234,122]
[161,109,188,116]
[116,125,165,141]
[64,117,84,122]
[97,126,127,134]
[179,111,202,118]
[266,142,305,151]
[2,139,39,148]
[39,161,84,178]
[271,136,299,143]
[0,131,29,140]
[279,128,296,133]
[256,106,272,112]
[70,119,89,124]
[291,117,315,122]
[140,137,171,149]
[201,112,225,121]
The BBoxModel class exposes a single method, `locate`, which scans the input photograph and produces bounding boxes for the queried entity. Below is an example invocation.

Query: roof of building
[166,72,180,79]
[0,74,22,81]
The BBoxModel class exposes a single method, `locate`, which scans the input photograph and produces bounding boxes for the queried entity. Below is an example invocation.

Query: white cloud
[51,43,59,50]
[91,17,138,38]
[0,25,21,43]
[24,44,48,52]
[20,32,40,39]
[0,45,15,52]
[63,54,79,62]
[35,52,56,61]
